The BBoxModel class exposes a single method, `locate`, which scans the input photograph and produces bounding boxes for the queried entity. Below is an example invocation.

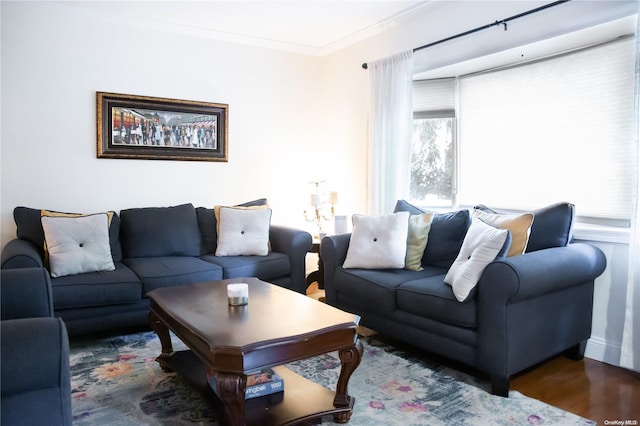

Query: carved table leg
[148,311,174,372]
[212,372,247,426]
[333,338,363,423]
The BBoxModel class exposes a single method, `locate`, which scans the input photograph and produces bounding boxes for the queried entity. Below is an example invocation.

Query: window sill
[572,223,630,244]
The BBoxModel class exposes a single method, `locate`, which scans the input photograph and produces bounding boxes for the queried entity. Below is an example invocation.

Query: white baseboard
[585,336,621,366]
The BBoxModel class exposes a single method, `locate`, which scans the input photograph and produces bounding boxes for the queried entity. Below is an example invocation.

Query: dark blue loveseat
[321,201,607,397]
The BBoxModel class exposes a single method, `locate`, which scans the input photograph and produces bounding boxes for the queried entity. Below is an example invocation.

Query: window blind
[457,36,636,220]
[413,78,456,116]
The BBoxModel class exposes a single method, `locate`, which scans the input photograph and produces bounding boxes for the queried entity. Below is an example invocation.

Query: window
[410,36,636,222]
[410,116,454,206]
[411,78,456,207]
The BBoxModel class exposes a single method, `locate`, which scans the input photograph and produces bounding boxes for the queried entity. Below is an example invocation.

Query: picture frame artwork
[97,92,228,161]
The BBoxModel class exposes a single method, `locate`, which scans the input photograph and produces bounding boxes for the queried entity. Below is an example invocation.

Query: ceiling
[53,1,431,55]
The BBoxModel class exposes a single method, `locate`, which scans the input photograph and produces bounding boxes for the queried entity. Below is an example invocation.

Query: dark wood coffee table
[148,277,363,426]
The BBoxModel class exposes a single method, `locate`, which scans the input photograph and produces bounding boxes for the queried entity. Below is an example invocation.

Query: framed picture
[97,92,228,161]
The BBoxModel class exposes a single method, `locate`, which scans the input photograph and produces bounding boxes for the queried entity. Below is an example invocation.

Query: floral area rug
[70,331,595,425]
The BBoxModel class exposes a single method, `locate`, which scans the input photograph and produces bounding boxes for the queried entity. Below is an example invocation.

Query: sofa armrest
[1,317,72,426]
[477,243,606,390]
[269,225,313,294]
[319,233,352,304]
[478,243,607,304]
[1,268,54,320]
[320,233,351,267]
[1,239,44,269]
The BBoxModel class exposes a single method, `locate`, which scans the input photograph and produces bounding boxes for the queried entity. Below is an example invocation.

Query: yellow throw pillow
[405,213,434,271]
[472,209,534,256]
[41,210,114,222]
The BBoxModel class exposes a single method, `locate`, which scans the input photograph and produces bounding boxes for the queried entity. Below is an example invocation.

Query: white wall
[1,0,636,368]
[0,1,327,244]
[579,240,631,366]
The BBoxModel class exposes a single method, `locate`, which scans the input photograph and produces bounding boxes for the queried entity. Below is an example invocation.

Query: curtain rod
[361,0,571,69]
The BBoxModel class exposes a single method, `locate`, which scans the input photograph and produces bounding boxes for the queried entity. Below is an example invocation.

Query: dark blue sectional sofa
[1,202,312,337]
[321,200,607,396]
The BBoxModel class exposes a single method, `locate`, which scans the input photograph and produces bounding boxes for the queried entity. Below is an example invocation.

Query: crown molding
[35,1,439,56]
[316,2,444,56]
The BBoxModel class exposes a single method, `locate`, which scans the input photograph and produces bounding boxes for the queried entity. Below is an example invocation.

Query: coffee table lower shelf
[165,350,355,426]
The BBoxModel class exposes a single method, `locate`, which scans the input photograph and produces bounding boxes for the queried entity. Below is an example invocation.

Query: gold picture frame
[97,92,228,161]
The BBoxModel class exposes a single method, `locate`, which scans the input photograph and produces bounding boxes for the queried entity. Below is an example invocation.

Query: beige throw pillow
[405,213,434,271]
[472,209,534,257]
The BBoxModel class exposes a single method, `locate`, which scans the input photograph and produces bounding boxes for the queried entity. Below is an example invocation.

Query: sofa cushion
[527,202,575,252]
[405,213,434,271]
[472,207,533,256]
[444,218,511,302]
[333,266,446,314]
[396,276,477,328]
[196,207,218,255]
[393,199,426,215]
[215,206,272,256]
[51,262,142,309]
[201,252,289,280]
[343,212,410,269]
[41,213,115,278]
[423,210,472,269]
[197,199,269,255]
[13,206,123,262]
[394,200,470,269]
[123,257,223,294]
[120,203,201,258]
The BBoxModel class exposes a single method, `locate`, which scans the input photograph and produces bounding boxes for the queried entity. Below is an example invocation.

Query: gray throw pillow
[41,213,115,278]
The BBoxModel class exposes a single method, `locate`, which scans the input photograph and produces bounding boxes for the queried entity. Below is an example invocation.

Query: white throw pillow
[444,218,510,302]
[41,213,115,278]
[215,206,272,256]
[343,212,410,269]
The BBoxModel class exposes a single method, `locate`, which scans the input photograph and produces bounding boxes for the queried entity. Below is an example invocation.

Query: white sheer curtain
[368,50,414,215]
[621,14,640,372]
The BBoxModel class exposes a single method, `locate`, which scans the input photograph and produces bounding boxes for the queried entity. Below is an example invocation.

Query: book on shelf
[206,368,284,399]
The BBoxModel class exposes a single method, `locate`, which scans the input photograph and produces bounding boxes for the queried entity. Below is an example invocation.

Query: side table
[306,239,324,290]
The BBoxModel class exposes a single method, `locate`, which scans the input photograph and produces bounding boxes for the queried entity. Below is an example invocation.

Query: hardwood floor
[307,283,640,423]
[510,355,640,424]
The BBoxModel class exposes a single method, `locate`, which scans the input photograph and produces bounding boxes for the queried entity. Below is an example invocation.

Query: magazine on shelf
[206,368,284,399]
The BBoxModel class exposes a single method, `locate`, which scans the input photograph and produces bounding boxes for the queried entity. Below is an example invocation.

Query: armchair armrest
[478,243,607,304]
[269,225,313,294]
[1,317,71,426]
[1,268,54,320]
[1,239,44,269]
